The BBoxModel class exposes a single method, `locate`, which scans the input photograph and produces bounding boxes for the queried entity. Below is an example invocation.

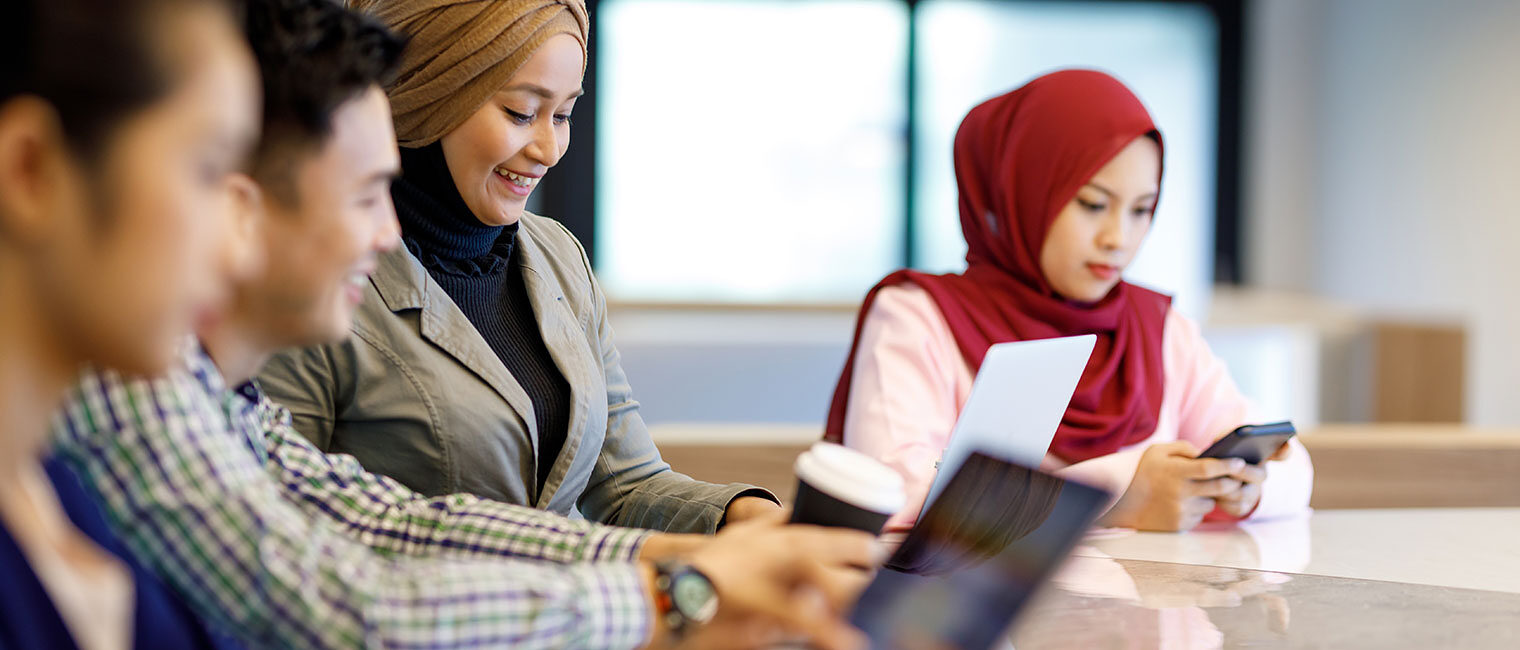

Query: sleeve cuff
[716,486,783,530]
[728,486,781,507]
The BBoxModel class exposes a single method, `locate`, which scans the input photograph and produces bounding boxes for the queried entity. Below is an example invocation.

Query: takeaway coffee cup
[789,442,906,535]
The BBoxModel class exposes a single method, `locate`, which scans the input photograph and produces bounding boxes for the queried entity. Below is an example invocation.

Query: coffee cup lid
[794,442,906,515]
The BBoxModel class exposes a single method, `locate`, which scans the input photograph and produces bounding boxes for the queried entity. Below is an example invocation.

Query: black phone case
[1198,422,1297,464]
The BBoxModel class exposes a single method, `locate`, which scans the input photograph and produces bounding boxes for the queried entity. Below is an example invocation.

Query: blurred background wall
[1246,0,1520,425]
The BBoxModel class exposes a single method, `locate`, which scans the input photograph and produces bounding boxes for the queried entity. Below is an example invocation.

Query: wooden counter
[656,424,1520,509]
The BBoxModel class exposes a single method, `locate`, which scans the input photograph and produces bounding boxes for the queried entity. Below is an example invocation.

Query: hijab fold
[824,70,1172,464]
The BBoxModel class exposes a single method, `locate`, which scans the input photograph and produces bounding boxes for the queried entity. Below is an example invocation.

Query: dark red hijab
[823,70,1172,464]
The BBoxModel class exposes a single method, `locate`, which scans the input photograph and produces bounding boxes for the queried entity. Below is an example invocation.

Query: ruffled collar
[393,144,517,277]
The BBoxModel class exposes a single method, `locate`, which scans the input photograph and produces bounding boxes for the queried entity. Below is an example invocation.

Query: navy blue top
[0,457,239,649]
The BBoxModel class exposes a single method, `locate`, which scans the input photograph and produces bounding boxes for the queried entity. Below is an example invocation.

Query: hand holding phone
[1197,421,1297,465]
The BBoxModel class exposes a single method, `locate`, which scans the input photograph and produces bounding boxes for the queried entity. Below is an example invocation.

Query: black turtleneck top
[392,144,571,493]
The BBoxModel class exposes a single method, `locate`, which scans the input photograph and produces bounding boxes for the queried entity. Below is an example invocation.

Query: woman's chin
[1055,281,1119,305]
[474,205,525,227]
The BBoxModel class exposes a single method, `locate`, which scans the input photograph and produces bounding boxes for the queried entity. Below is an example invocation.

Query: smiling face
[438,33,584,226]
[243,86,401,347]
[1037,135,1161,304]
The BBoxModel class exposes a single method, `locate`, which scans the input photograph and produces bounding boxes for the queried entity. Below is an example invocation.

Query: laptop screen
[850,452,1109,650]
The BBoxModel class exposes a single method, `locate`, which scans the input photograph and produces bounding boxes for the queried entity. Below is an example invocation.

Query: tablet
[849,452,1110,649]
[922,335,1096,511]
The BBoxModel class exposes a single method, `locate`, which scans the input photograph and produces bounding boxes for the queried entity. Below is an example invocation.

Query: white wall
[1245,0,1520,424]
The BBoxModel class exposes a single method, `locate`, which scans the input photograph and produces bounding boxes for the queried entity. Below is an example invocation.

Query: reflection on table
[1006,508,1520,649]
[1080,508,1520,593]
[1013,556,1520,649]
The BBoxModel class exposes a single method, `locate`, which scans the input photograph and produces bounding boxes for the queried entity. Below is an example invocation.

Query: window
[596,0,909,302]
[583,0,1231,312]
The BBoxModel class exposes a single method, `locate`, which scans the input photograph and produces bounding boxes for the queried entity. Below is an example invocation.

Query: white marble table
[1012,509,1520,649]
[1075,508,1520,594]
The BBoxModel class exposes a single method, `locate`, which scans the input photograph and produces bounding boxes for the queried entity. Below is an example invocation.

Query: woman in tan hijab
[260,0,782,534]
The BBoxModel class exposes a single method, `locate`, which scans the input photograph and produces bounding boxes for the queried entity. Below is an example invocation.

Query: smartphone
[1197,421,1297,465]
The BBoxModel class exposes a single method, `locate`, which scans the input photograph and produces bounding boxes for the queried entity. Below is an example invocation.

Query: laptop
[849,452,1111,649]
[921,334,1096,511]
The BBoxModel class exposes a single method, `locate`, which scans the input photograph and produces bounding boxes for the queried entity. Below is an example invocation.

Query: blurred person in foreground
[0,0,259,646]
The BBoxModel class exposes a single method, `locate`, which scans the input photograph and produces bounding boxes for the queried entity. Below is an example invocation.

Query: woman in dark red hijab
[826,70,1312,533]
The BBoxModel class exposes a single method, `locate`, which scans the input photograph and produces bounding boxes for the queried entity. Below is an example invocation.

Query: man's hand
[638,533,707,563]
[641,511,883,650]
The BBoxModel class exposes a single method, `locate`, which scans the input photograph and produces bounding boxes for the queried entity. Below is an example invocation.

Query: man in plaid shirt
[49,1,877,648]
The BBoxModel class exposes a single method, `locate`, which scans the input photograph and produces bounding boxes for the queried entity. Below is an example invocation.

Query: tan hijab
[349,0,589,147]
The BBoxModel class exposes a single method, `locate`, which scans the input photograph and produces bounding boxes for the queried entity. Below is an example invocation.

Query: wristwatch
[651,560,719,638]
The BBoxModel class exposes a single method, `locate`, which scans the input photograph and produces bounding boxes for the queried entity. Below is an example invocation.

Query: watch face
[672,571,719,623]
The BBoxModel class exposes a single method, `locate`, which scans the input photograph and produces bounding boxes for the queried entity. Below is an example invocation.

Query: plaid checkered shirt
[49,345,655,649]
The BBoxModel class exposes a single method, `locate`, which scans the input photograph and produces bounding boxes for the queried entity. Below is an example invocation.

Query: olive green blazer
[257,212,770,534]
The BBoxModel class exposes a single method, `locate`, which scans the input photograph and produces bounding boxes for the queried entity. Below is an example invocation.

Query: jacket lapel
[514,226,595,509]
[370,247,543,478]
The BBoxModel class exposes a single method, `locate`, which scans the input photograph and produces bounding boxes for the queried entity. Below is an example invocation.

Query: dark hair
[0,0,218,161]
[242,0,403,200]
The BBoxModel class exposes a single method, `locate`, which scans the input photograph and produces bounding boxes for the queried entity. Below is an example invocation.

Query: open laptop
[922,334,1096,511]
[850,452,1110,649]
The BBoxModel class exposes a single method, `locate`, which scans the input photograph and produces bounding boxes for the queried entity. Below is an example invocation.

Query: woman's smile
[493,166,540,197]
